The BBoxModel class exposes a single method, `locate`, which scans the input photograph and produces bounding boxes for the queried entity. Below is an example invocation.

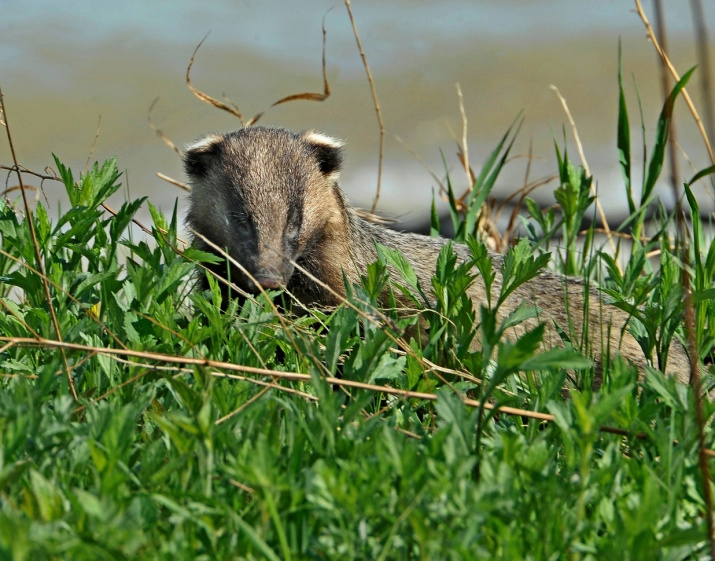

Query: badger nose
[253,274,282,290]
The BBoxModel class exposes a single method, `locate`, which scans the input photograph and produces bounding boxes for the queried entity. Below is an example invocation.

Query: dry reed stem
[82,116,102,174]
[550,85,619,261]
[228,479,255,494]
[156,172,191,192]
[186,33,250,126]
[456,84,474,190]
[345,0,385,214]
[634,0,715,165]
[3,334,713,456]
[270,11,332,107]
[634,0,715,553]
[215,385,272,425]
[394,135,446,194]
[0,298,41,339]
[652,0,682,205]
[0,84,78,401]
[148,98,182,155]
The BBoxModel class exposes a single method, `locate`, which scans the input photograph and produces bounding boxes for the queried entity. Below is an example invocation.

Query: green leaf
[642,66,696,204]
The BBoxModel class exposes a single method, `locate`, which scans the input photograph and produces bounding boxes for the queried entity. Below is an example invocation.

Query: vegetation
[1,54,715,561]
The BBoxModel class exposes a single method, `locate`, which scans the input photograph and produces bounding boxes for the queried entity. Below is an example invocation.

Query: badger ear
[183,133,224,178]
[302,130,344,177]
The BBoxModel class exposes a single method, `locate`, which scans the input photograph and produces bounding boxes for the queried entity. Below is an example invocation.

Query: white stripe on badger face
[301,130,344,149]
[186,133,224,153]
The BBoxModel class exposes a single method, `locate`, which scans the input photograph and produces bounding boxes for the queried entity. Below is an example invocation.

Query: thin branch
[82,115,102,174]
[186,33,247,125]
[270,10,332,108]
[653,0,682,203]
[3,335,714,456]
[156,172,190,192]
[634,0,715,165]
[550,85,619,260]
[148,98,182,155]
[345,0,385,213]
[0,84,78,401]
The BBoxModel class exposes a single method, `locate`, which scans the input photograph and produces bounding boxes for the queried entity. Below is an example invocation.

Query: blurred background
[1,0,714,234]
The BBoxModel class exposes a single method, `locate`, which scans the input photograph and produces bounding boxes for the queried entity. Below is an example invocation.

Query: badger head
[183,126,346,295]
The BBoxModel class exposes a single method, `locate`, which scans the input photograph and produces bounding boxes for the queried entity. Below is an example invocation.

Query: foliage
[1,62,715,560]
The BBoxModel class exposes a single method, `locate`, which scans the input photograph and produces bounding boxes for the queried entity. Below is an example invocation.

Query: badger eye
[229,212,253,240]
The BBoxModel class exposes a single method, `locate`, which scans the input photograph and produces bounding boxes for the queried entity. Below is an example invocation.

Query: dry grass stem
[634,0,715,166]
[270,11,332,107]
[82,116,102,174]
[186,33,250,126]
[345,0,385,214]
[456,84,474,190]
[0,84,78,401]
[148,98,182,155]
[3,335,711,457]
[215,385,272,425]
[550,85,619,261]
[394,135,446,194]
[156,172,191,192]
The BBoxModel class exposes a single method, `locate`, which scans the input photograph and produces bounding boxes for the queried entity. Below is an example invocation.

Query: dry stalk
[3,334,713,456]
[156,172,191,192]
[634,0,715,553]
[82,116,102,174]
[0,84,78,401]
[456,84,474,190]
[345,0,385,214]
[186,33,251,126]
[148,98,182,155]
[270,10,332,107]
[550,85,619,262]
[634,0,715,165]
[652,0,682,204]
[394,135,446,194]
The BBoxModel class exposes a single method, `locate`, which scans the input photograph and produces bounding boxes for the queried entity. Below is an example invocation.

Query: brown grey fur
[184,126,691,385]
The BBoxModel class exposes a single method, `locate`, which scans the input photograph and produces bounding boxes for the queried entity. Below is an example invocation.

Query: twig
[653,0,682,204]
[456,84,474,190]
[270,10,332,107]
[148,98,182,155]
[186,33,248,125]
[214,385,272,425]
[550,85,619,261]
[394,135,446,194]
[3,335,714,456]
[82,115,102,174]
[634,0,715,165]
[690,0,715,149]
[0,84,78,401]
[345,0,385,213]
[156,172,191,192]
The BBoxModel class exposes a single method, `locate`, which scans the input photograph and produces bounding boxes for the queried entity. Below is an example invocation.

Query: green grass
[1,59,715,560]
